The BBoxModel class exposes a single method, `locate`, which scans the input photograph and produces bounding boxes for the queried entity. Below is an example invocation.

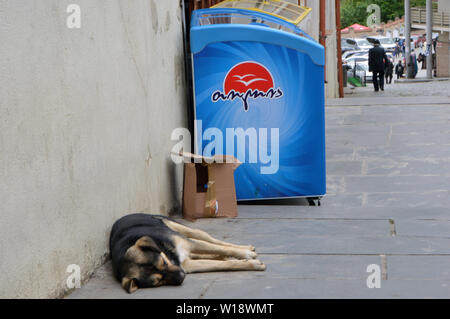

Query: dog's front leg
[182,259,266,273]
[188,239,257,260]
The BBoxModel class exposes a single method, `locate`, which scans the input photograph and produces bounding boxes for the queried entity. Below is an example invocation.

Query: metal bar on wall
[335,0,344,97]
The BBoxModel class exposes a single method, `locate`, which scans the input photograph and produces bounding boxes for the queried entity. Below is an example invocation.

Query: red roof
[342,23,371,32]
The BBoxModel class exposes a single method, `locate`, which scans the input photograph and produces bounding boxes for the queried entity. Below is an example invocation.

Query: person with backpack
[385,58,394,84]
[395,61,404,79]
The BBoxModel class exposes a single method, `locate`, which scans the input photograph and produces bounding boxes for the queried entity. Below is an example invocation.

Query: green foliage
[341,0,427,29]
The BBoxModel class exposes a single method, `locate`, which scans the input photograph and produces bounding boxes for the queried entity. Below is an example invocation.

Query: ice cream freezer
[189,1,326,201]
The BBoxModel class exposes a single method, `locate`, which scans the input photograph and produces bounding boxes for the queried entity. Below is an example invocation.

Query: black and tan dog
[110,213,266,293]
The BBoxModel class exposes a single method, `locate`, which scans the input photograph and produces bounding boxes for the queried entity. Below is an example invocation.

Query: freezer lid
[212,0,311,26]
[190,8,324,66]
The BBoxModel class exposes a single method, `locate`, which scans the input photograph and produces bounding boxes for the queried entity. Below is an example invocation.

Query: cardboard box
[179,152,241,220]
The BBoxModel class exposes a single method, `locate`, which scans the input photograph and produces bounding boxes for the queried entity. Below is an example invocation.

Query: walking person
[395,61,404,79]
[394,42,400,59]
[369,39,388,92]
[385,58,394,84]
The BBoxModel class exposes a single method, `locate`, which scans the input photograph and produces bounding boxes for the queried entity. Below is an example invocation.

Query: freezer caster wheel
[307,197,322,206]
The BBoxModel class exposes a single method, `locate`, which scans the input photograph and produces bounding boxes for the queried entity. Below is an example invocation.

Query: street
[69,80,450,299]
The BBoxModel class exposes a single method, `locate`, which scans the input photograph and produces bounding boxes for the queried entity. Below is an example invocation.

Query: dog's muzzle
[165,269,185,286]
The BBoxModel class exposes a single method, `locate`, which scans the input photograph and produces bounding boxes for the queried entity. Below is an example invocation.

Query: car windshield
[357,39,371,46]
[379,38,394,44]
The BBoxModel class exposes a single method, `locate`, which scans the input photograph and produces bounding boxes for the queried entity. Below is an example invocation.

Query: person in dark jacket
[385,58,394,84]
[368,39,388,91]
[395,61,404,79]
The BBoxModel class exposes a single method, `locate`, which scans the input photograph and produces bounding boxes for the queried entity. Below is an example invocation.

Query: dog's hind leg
[188,239,256,260]
[189,253,230,260]
[163,220,255,251]
[182,259,265,273]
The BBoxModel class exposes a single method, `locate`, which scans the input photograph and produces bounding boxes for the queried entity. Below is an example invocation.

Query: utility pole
[320,0,326,82]
[426,0,433,79]
[405,0,414,78]
[336,0,344,98]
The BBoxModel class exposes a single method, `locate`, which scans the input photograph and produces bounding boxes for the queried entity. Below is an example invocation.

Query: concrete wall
[325,0,339,99]
[438,0,449,13]
[0,0,187,298]
[287,0,339,98]
[436,32,450,77]
[296,0,320,41]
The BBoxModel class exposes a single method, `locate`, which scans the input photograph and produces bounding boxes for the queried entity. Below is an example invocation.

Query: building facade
[412,0,450,77]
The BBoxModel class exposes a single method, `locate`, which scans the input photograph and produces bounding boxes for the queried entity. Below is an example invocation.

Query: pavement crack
[198,279,216,299]
[386,125,393,147]
[380,254,388,280]
[389,219,397,236]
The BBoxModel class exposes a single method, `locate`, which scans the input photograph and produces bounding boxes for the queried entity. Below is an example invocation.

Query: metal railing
[411,7,449,28]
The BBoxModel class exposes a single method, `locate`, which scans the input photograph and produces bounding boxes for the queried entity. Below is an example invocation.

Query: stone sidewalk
[68,81,450,299]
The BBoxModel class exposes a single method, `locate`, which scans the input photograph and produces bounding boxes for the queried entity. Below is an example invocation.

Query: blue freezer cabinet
[190,8,326,201]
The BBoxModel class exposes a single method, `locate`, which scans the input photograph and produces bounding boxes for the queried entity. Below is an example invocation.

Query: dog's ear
[122,277,138,294]
[135,236,159,253]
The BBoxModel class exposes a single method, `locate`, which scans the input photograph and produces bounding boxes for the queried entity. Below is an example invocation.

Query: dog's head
[119,236,185,293]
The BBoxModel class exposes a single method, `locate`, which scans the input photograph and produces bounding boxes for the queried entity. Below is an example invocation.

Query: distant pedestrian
[369,39,388,92]
[399,39,405,57]
[394,43,400,58]
[418,52,426,70]
[385,58,394,84]
[395,61,404,79]
[411,52,418,78]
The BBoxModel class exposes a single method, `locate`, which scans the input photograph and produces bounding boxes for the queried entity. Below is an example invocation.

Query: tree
[341,0,427,29]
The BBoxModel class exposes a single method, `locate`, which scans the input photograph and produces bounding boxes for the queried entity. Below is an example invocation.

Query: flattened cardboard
[180,152,241,220]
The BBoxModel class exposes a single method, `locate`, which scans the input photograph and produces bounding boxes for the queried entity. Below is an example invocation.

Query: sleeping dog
[110,213,266,293]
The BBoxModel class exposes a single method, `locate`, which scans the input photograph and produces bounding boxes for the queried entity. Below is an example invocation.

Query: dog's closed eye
[140,245,159,253]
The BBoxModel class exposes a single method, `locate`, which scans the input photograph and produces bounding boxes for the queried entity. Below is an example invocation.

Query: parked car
[343,55,368,65]
[341,38,358,53]
[345,61,369,86]
[367,36,396,52]
[354,38,373,51]
[342,50,367,61]
[358,62,373,83]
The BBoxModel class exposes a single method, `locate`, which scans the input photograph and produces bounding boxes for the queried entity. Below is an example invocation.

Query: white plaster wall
[325,0,339,99]
[0,0,187,298]
[438,0,449,13]
[286,0,338,98]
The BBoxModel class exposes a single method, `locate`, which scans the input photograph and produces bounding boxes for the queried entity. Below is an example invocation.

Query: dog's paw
[249,259,266,271]
[245,250,258,259]
[235,249,257,260]
[234,244,256,252]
